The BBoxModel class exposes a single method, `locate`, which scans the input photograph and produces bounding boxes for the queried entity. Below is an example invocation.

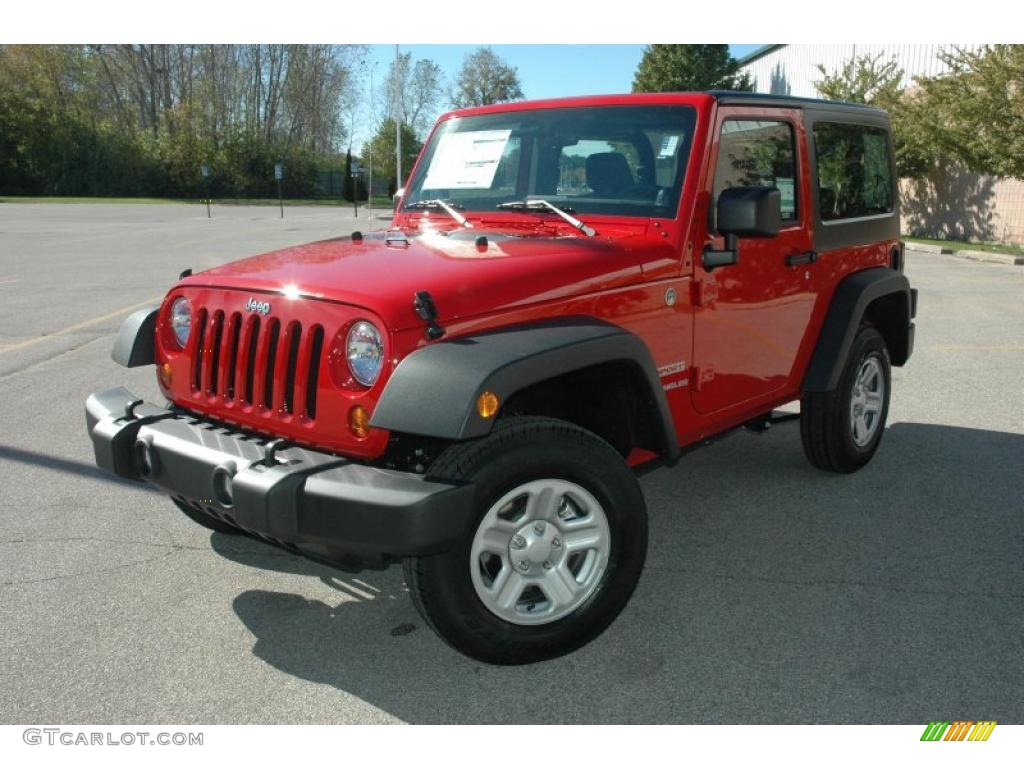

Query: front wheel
[404,417,648,665]
[800,325,891,473]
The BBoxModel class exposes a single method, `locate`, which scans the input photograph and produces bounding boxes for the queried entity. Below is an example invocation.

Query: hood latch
[413,291,446,341]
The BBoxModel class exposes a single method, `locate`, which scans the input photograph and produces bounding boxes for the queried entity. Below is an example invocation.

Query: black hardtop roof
[708,90,888,114]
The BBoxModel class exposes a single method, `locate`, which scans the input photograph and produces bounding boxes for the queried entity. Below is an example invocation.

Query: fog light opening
[133,439,157,478]
[212,465,235,508]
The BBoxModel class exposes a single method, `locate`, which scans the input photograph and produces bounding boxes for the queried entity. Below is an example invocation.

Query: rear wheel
[404,416,648,665]
[801,326,891,473]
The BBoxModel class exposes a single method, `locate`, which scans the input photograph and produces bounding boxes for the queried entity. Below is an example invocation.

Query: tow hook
[262,438,290,467]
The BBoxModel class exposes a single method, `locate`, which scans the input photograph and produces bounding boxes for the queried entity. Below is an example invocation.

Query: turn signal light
[348,405,371,439]
[476,391,499,419]
[158,362,173,389]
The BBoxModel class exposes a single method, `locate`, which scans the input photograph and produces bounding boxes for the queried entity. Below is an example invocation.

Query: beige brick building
[738,44,1024,245]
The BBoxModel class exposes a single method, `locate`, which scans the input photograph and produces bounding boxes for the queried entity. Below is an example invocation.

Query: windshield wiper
[497,199,597,237]
[405,199,472,228]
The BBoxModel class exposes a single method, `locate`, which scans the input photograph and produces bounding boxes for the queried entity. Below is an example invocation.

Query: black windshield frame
[403,105,698,219]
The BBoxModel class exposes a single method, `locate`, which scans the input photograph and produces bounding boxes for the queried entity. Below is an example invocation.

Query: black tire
[404,416,648,665]
[801,325,891,473]
[172,498,244,534]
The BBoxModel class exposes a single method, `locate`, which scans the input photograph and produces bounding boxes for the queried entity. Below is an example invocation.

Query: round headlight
[346,321,384,387]
[170,297,192,348]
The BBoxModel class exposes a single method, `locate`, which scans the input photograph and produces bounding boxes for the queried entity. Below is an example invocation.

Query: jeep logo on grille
[245,297,271,315]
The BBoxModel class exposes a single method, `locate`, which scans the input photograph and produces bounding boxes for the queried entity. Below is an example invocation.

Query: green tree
[450,47,524,108]
[814,53,903,106]
[360,118,421,193]
[0,45,165,195]
[813,52,934,178]
[911,45,1024,178]
[632,45,753,93]
[816,46,1024,180]
[382,53,445,138]
[0,43,365,197]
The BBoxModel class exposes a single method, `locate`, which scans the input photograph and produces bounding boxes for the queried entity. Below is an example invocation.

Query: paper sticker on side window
[775,177,795,219]
[422,130,512,190]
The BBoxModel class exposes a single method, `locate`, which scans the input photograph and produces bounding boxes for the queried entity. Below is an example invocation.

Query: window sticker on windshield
[423,130,512,190]
[658,135,680,158]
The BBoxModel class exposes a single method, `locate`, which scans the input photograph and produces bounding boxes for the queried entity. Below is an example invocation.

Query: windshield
[403,104,697,219]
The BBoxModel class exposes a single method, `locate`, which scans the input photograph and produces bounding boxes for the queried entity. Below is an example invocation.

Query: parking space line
[928,344,1024,352]
[0,295,163,355]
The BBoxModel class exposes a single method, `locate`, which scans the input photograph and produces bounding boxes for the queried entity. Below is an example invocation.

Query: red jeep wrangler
[87,92,916,665]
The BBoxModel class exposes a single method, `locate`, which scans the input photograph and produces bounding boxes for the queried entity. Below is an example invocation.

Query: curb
[905,242,952,255]
[905,242,1024,266]
[955,249,1024,266]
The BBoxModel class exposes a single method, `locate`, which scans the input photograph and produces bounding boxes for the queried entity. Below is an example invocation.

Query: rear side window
[713,119,798,222]
[814,123,894,221]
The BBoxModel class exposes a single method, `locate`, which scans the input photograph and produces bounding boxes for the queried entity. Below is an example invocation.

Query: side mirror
[703,187,782,271]
[717,186,781,238]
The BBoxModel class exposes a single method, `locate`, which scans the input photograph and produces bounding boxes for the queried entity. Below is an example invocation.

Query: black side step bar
[743,410,801,434]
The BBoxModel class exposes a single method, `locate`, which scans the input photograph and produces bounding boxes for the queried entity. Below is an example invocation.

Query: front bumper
[85,387,474,565]
[906,287,918,361]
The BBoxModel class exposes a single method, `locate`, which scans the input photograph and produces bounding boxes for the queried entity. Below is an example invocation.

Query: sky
[353,44,765,148]
[368,44,764,101]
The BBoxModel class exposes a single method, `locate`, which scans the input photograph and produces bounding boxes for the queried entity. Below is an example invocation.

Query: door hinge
[692,279,718,308]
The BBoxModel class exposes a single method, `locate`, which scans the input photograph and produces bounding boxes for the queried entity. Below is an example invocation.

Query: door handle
[785,251,818,266]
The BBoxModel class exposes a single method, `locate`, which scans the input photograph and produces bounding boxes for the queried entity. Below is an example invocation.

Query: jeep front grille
[191,308,325,419]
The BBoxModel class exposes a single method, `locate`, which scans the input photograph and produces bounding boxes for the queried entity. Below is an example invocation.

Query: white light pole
[367,60,377,221]
[395,44,402,196]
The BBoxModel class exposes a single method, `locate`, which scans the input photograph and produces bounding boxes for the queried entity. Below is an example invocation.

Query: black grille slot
[192,308,208,391]
[243,317,260,404]
[209,312,224,394]
[283,322,302,414]
[225,313,242,399]
[263,319,280,409]
[305,325,324,419]
[187,304,323,423]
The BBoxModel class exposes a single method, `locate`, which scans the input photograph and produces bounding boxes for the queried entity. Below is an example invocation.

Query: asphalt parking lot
[0,202,1021,724]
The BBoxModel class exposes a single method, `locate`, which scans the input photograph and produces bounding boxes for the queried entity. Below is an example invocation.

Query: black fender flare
[803,267,914,392]
[111,307,158,367]
[370,317,680,459]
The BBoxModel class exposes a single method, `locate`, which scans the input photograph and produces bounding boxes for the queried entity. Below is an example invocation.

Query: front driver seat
[585,152,635,198]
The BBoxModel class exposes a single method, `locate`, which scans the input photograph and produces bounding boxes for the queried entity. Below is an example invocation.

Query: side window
[814,123,894,221]
[712,119,798,222]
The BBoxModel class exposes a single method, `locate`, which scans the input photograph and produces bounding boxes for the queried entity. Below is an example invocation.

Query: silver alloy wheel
[469,478,611,626]
[850,355,885,447]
